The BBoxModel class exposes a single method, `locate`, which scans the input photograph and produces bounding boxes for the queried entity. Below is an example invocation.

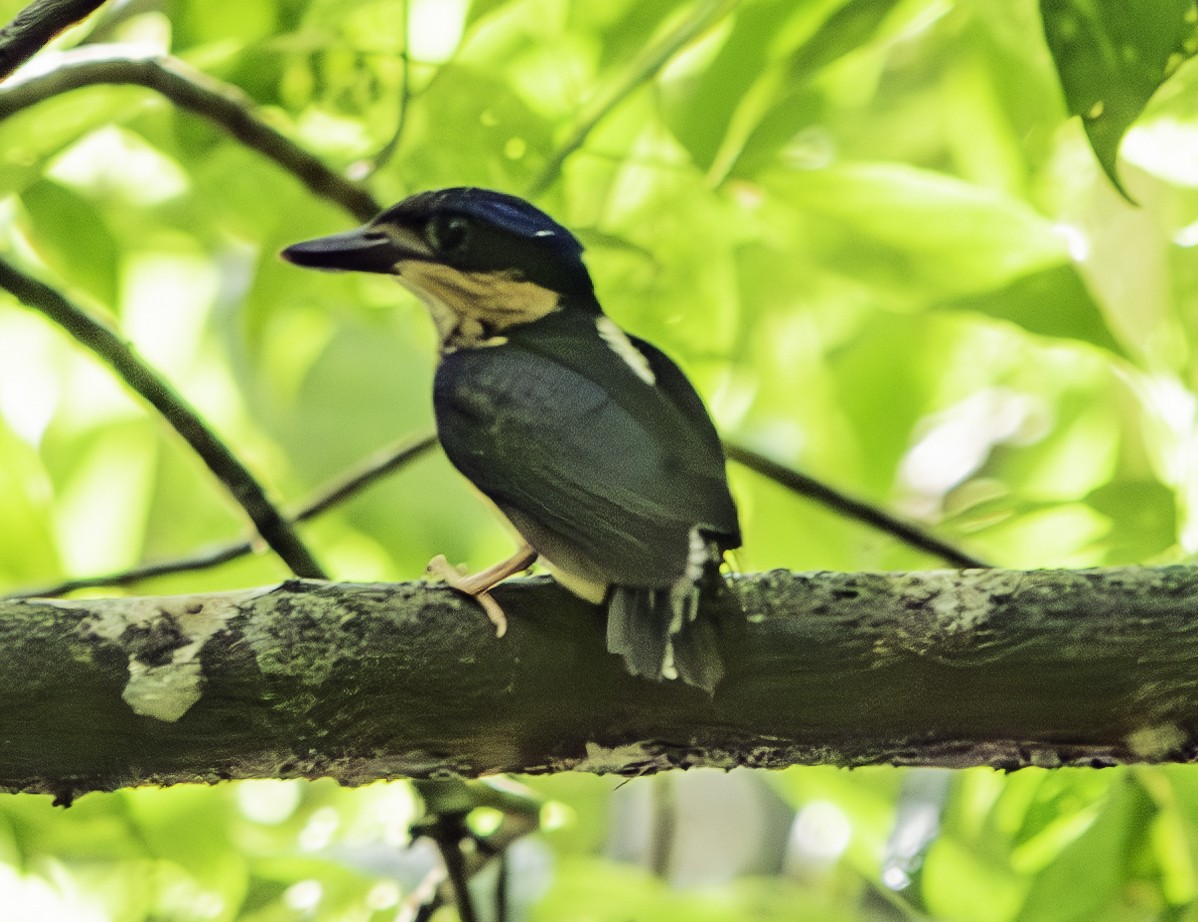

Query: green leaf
[0,87,143,195]
[659,0,783,171]
[1084,479,1178,562]
[19,180,121,307]
[719,0,905,179]
[934,264,1128,358]
[1015,776,1155,922]
[176,0,278,48]
[765,164,1070,303]
[1039,0,1198,199]
[786,0,904,83]
[923,834,1027,922]
[0,421,59,587]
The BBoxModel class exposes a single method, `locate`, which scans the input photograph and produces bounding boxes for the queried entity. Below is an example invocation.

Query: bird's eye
[426,215,471,254]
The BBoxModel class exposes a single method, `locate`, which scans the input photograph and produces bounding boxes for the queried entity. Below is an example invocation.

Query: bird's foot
[425,555,509,635]
[424,545,538,637]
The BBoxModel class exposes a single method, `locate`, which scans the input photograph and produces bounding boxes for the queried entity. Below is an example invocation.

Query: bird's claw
[425,554,508,637]
[425,554,467,579]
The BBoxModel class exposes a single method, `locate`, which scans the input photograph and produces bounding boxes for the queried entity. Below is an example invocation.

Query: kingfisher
[282,188,741,691]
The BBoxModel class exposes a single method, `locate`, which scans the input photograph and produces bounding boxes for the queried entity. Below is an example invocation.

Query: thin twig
[649,774,676,878]
[398,861,446,922]
[495,850,509,922]
[425,816,479,922]
[7,432,438,598]
[724,442,993,569]
[0,48,382,222]
[360,0,412,176]
[0,0,107,82]
[9,543,252,600]
[526,0,741,197]
[291,430,438,521]
[11,432,989,595]
[0,256,327,580]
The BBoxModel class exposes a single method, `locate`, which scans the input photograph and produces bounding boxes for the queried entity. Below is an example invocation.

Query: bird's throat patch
[399,261,559,350]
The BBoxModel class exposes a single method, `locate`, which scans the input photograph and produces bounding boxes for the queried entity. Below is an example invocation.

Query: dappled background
[2,0,1198,918]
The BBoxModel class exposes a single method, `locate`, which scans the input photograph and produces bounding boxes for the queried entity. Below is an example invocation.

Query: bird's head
[282,188,595,348]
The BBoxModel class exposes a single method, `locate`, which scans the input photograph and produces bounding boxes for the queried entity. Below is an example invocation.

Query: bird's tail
[606,581,726,693]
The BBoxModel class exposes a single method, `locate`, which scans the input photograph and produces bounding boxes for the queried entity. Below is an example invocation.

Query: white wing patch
[596,316,656,385]
[685,525,708,584]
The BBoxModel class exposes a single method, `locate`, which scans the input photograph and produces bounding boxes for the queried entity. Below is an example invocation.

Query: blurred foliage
[1,0,1198,918]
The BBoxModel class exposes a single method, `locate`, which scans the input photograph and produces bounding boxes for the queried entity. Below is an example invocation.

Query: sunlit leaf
[19,180,120,306]
[923,834,1027,922]
[935,264,1127,358]
[659,1,773,171]
[1015,777,1155,921]
[0,87,145,195]
[786,0,904,83]
[1039,0,1198,198]
[718,0,906,179]
[765,164,1069,302]
[1084,479,1178,562]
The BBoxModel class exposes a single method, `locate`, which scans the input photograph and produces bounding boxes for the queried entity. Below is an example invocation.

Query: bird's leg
[425,543,538,637]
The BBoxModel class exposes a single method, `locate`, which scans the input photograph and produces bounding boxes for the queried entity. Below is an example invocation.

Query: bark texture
[5,566,1198,798]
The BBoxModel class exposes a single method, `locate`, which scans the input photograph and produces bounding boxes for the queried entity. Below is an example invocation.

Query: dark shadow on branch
[0,256,327,579]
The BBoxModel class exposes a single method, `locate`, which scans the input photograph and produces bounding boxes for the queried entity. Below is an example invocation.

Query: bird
[281,187,741,691]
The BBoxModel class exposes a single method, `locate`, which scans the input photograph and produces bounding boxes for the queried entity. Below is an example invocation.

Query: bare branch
[297,431,438,522]
[11,434,988,599]
[725,443,993,569]
[7,433,439,598]
[0,256,327,579]
[8,541,253,599]
[357,0,412,177]
[0,0,107,82]
[5,566,1198,797]
[0,48,382,222]
[525,0,741,197]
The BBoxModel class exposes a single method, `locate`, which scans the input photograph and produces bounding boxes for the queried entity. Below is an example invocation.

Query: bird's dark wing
[631,335,741,548]
[433,317,737,588]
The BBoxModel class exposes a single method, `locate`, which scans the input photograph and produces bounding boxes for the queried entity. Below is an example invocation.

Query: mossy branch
[7,566,1198,798]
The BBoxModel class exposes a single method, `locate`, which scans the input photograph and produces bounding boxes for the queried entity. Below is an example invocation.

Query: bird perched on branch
[282,188,740,691]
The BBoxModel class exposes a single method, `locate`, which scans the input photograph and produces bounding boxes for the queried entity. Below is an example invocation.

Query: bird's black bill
[281,227,402,274]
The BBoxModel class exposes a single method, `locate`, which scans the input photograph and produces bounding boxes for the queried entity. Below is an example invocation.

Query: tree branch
[525,0,740,197]
[0,48,381,222]
[7,566,1198,798]
[356,0,412,178]
[6,433,439,598]
[8,432,988,598]
[724,444,993,569]
[0,0,107,82]
[0,256,327,579]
